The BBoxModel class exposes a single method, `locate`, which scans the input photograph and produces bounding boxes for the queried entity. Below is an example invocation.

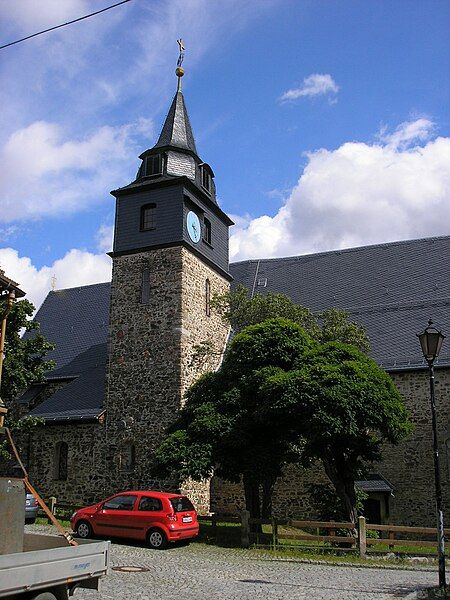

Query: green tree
[157,318,412,524]
[0,298,55,406]
[262,342,413,523]
[0,298,52,471]
[154,319,315,520]
[0,415,44,464]
[210,285,370,352]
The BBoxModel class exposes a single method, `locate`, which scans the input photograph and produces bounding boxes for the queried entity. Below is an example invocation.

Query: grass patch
[35,517,71,528]
[197,521,241,548]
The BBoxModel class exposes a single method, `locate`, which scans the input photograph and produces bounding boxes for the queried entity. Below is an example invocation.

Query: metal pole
[428,361,446,590]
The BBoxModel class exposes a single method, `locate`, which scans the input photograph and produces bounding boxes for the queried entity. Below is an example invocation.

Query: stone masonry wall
[179,247,230,512]
[380,368,450,526]
[28,422,106,505]
[212,368,450,527]
[105,246,229,513]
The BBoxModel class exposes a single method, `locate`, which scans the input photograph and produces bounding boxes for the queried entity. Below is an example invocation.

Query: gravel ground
[25,525,438,599]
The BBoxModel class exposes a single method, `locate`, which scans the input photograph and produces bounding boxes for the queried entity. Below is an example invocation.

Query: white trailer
[0,534,110,600]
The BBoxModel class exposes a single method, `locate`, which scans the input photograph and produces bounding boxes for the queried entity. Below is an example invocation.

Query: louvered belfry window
[203,217,212,244]
[145,154,162,176]
[201,166,211,192]
[140,203,156,231]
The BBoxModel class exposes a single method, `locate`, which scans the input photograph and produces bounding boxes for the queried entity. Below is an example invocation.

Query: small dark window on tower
[141,268,151,304]
[201,166,211,192]
[140,203,156,231]
[145,154,162,177]
[203,217,212,244]
[205,279,211,317]
[54,441,68,481]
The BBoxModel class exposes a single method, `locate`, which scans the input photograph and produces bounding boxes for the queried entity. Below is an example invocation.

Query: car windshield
[170,496,194,512]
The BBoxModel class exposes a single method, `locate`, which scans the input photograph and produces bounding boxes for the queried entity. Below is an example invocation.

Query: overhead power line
[0,0,132,50]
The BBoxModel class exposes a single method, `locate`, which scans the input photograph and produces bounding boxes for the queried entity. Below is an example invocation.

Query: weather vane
[176,38,185,91]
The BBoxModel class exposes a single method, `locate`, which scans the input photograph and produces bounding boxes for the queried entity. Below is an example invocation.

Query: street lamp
[417,319,446,590]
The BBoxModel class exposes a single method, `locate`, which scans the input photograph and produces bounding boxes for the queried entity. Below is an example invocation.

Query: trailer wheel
[147,528,168,549]
[75,520,92,539]
[30,593,58,600]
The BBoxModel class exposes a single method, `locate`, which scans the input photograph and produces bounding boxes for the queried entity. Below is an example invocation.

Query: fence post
[241,510,250,548]
[271,517,278,550]
[47,496,57,524]
[358,516,366,558]
[388,530,395,550]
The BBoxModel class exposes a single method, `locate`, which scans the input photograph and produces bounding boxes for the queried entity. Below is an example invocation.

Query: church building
[14,64,450,527]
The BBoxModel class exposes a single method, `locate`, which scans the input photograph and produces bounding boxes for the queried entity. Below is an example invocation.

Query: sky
[0,0,449,310]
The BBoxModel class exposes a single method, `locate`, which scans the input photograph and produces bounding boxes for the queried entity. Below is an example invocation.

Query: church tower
[104,46,233,510]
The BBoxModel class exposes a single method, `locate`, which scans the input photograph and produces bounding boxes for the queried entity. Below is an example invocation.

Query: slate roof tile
[25,235,450,421]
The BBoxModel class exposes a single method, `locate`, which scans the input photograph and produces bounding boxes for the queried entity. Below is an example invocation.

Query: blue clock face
[187,211,201,243]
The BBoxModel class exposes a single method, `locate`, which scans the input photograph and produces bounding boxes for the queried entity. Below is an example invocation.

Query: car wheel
[76,520,92,539]
[147,528,168,549]
[30,593,57,600]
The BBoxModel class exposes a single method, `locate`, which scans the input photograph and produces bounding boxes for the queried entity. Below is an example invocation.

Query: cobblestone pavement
[76,539,436,600]
[25,526,436,599]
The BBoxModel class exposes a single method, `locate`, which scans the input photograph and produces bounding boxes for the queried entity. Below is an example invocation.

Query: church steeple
[153,90,198,155]
[111,39,233,280]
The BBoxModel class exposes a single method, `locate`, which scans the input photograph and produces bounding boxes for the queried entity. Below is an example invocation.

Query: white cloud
[230,119,450,261]
[0,247,111,311]
[96,224,114,253]
[0,119,151,222]
[279,74,339,102]
[0,0,88,32]
[378,117,435,150]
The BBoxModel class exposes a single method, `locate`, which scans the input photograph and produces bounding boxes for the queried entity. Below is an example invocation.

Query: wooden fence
[38,499,448,557]
[199,512,449,557]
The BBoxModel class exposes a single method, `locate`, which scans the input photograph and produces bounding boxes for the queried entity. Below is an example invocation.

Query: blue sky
[0,0,449,308]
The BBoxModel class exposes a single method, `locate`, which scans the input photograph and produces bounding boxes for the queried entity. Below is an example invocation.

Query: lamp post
[417,319,446,590]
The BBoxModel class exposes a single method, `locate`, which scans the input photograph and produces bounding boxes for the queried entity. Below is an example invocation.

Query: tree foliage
[154,319,315,519]
[0,299,55,406]
[0,415,44,464]
[262,341,412,522]
[211,285,370,352]
[156,317,412,522]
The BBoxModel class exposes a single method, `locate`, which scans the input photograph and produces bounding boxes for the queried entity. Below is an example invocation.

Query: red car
[70,490,199,549]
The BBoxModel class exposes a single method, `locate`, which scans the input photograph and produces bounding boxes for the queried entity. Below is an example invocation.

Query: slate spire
[153,90,198,155]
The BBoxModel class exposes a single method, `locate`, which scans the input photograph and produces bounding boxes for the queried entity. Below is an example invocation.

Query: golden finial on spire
[176,38,185,91]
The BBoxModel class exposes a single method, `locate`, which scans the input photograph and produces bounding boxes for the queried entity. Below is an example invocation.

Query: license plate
[182,516,192,523]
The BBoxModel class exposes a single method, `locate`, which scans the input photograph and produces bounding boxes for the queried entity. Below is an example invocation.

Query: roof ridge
[49,281,111,294]
[230,234,450,266]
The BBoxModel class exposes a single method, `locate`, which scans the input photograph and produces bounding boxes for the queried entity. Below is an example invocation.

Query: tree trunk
[261,475,276,520]
[243,473,262,533]
[322,458,358,526]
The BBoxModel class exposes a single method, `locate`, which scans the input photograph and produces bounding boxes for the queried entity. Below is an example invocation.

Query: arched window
[119,442,135,472]
[54,442,68,481]
[205,279,211,317]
